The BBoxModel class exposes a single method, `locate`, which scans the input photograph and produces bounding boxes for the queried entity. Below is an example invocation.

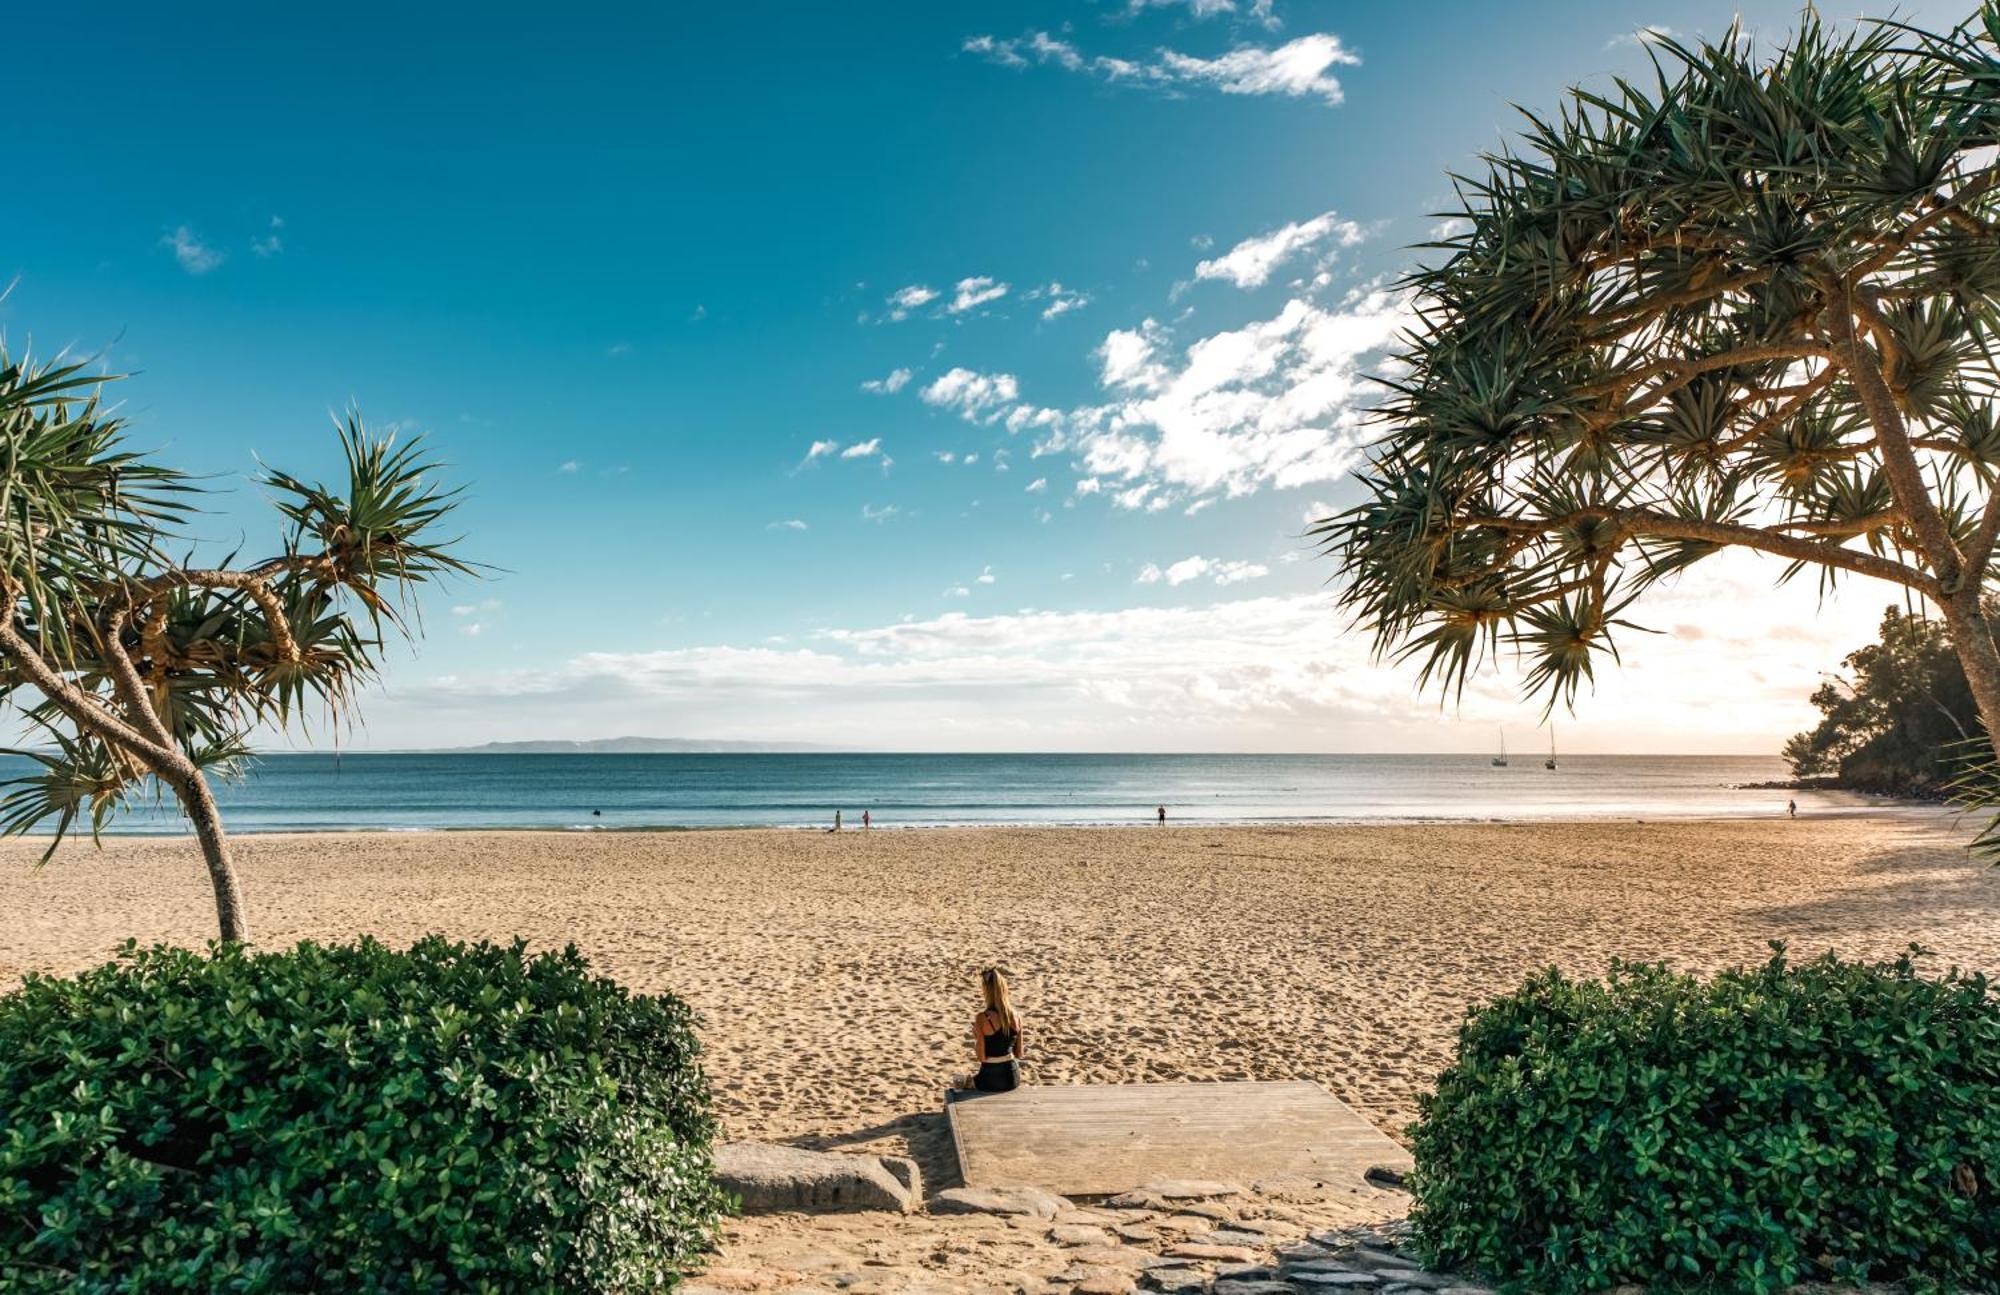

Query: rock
[1142,1270,1207,1295]
[1165,1244,1257,1264]
[715,1142,919,1215]
[1187,1231,1269,1250]
[1372,1272,1448,1290]
[1067,1246,1156,1270]
[1339,1248,1409,1270]
[1276,1244,1339,1263]
[1053,1225,1114,1247]
[1212,1282,1294,1295]
[1289,1273,1381,1288]
[1059,1208,1124,1225]
[1104,1191,1174,1211]
[1115,1224,1162,1244]
[1140,1179,1245,1200]
[1436,1287,1497,1295]
[1174,1202,1237,1222]
[1074,1273,1138,1295]
[931,1186,1069,1219]
[1214,1264,1277,1280]
[1364,1165,1409,1190]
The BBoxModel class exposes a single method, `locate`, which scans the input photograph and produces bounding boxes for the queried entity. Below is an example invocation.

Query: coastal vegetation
[0,353,470,941]
[0,936,726,1291]
[1409,946,1999,1292]
[1318,9,2000,744]
[1782,606,1982,794]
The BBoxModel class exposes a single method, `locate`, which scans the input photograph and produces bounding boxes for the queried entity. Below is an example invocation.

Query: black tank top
[981,1011,1016,1061]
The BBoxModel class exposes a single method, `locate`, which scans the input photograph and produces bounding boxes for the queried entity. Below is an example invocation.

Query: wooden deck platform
[946,1080,1412,1197]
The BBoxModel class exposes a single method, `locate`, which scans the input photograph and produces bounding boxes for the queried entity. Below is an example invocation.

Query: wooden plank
[947,1080,1411,1196]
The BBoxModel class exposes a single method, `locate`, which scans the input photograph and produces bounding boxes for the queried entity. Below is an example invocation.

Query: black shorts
[974,1059,1019,1092]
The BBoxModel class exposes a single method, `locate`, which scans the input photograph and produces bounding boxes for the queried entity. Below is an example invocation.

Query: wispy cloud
[861,367,913,394]
[949,276,1010,314]
[1607,24,1674,48]
[799,439,841,469]
[1037,282,1090,319]
[1195,210,1366,289]
[840,438,883,459]
[161,225,224,275]
[976,564,997,585]
[1137,555,1270,587]
[251,216,284,258]
[558,460,581,474]
[1126,0,1277,24]
[886,284,938,321]
[767,518,808,531]
[921,367,1021,421]
[861,503,900,523]
[1025,477,1048,493]
[965,29,1358,107]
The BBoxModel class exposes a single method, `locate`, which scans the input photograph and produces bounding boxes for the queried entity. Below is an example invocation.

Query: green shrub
[0,935,727,1292]
[1410,945,1999,1294]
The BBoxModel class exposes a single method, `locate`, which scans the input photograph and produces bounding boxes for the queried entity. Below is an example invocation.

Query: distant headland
[417,737,848,755]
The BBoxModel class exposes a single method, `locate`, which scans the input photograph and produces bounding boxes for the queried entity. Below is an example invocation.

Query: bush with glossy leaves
[1410,946,1999,1293]
[0,935,726,1292]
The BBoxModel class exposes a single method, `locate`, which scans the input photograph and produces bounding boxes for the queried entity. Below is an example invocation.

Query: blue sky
[5,1,1965,751]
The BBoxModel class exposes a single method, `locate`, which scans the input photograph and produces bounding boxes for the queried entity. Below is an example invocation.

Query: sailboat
[1545,723,1558,771]
[1491,728,1508,767]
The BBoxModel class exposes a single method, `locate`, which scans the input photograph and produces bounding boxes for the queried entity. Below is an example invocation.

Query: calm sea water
[5,752,1902,835]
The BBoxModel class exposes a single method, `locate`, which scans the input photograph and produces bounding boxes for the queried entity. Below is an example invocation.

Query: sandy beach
[4,814,1995,1157]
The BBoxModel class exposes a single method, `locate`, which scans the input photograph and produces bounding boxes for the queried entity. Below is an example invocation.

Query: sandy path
[3,815,1995,1156]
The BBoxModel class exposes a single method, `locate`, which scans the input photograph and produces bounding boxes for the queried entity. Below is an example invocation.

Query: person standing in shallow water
[970,967,1024,1093]
[1156,805,1166,826]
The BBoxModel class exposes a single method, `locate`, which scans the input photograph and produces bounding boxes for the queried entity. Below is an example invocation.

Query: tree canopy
[1318,7,2000,740]
[0,351,470,940]
[1782,606,1981,792]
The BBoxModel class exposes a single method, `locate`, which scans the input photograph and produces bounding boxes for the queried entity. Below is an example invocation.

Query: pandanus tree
[1319,10,2000,744]
[0,352,470,942]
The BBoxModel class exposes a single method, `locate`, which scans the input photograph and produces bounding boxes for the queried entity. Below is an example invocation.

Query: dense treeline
[1783,607,1987,795]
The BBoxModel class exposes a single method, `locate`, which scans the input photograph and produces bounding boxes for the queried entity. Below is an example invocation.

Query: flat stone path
[948,1082,1413,1197]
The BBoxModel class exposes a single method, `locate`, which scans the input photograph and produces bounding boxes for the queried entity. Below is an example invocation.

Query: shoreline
[24,798,1953,838]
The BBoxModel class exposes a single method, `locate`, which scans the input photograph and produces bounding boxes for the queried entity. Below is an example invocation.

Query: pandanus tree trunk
[1835,299,2000,751]
[177,770,249,944]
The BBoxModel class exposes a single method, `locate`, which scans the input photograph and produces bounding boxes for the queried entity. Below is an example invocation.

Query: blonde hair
[980,967,1017,1033]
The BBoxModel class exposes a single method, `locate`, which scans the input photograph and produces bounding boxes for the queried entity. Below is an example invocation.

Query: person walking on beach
[969,967,1025,1093]
[1156,805,1166,826]
[830,809,842,833]
[862,809,871,830]
[1787,798,1797,819]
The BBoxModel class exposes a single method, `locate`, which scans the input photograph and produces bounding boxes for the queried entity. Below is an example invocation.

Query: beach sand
[4,814,1995,1153]
[6,814,1996,1291]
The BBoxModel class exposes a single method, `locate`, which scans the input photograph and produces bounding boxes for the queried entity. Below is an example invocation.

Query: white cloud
[251,216,284,258]
[944,585,971,598]
[607,342,633,357]
[921,367,1021,421]
[861,503,900,523]
[841,439,884,459]
[1073,286,1413,501]
[1127,0,1276,23]
[1608,24,1674,48]
[161,226,224,275]
[886,285,938,320]
[976,565,997,584]
[1136,556,1270,587]
[767,519,808,531]
[1158,33,1358,105]
[1039,282,1090,319]
[949,276,1011,314]
[558,460,581,474]
[388,553,1883,753]
[968,29,1357,107]
[800,439,841,468]
[862,367,913,394]
[1026,477,1048,493]
[1195,210,1366,289]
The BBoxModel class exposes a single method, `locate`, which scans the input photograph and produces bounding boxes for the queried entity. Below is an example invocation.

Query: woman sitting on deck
[970,967,1025,1092]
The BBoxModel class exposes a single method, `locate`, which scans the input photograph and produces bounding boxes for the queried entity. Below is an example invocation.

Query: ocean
[1,751,1901,835]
